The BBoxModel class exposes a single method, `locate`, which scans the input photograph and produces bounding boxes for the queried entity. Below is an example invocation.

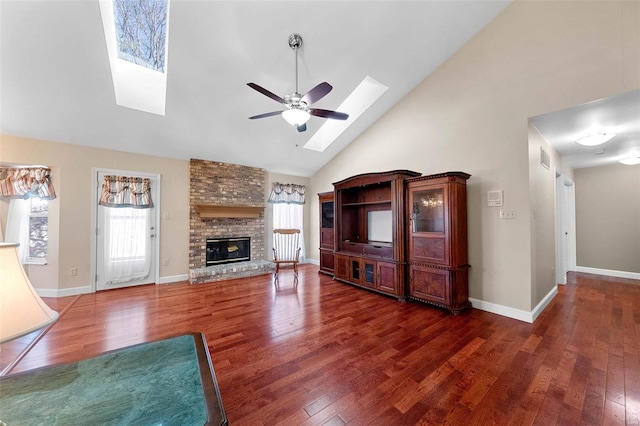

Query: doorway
[555,172,576,285]
[92,169,160,291]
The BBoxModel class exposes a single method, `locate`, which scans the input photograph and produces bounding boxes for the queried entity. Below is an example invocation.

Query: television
[367,210,392,243]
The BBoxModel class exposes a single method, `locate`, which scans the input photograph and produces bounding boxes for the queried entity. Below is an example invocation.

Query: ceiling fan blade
[248,111,283,119]
[301,82,333,105]
[310,109,349,120]
[247,83,285,104]
[296,123,307,132]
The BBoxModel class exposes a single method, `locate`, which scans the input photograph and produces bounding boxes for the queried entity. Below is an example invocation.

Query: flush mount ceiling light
[575,132,616,146]
[247,34,348,132]
[619,155,640,166]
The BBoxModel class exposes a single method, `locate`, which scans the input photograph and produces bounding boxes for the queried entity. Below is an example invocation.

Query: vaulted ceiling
[0,1,511,177]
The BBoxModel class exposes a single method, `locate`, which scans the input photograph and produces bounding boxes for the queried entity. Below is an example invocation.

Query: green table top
[0,333,227,426]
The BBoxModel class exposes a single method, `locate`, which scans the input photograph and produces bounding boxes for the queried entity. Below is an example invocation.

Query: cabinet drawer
[363,244,392,258]
[342,241,363,254]
[409,265,450,305]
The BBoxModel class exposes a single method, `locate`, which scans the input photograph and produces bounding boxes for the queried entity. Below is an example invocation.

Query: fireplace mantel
[195,204,264,219]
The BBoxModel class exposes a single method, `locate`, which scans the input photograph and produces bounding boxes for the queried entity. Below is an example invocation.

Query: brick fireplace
[188,159,272,283]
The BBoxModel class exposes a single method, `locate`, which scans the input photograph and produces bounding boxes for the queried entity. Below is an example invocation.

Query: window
[6,197,48,264]
[27,198,48,263]
[273,203,305,261]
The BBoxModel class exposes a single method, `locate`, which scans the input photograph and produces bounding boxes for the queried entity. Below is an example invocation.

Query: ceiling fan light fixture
[575,132,615,146]
[282,108,310,126]
[619,155,640,166]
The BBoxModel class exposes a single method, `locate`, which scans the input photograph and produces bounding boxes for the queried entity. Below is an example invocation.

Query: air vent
[540,147,550,170]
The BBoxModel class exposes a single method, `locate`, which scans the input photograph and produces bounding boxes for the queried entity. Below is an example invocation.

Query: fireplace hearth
[206,237,250,266]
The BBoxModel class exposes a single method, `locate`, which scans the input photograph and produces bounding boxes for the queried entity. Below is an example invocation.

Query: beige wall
[0,134,313,292]
[0,134,190,292]
[528,123,573,308]
[309,0,639,312]
[575,164,640,273]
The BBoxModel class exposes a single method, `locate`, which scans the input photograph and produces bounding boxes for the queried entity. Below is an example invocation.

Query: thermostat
[487,190,503,207]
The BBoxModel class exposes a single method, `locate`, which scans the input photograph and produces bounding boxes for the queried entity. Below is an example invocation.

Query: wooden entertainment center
[319,170,471,314]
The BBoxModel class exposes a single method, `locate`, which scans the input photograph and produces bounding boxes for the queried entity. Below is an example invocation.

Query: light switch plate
[500,210,517,219]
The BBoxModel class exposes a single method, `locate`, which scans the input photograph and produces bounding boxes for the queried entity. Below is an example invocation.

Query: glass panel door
[411,188,445,233]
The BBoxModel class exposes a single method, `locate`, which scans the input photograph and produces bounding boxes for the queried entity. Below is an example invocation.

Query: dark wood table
[0,333,227,425]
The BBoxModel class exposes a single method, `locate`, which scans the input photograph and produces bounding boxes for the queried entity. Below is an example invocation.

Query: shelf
[342,200,391,207]
[195,204,264,218]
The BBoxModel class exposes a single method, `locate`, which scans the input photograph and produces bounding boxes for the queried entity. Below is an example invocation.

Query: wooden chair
[272,228,301,283]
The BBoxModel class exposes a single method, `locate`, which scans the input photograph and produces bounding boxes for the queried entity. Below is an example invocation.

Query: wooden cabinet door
[409,265,450,306]
[319,249,334,274]
[377,261,397,294]
[349,257,363,285]
[335,254,350,281]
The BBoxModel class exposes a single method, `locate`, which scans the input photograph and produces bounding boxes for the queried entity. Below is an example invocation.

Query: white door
[95,171,158,290]
[555,173,575,285]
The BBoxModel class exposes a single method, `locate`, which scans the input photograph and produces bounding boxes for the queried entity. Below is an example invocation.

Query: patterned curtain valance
[268,182,306,205]
[0,167,57,200]
[99,175,153,209]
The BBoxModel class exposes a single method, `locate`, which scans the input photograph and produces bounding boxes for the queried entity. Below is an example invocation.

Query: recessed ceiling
[0,1,511,177]
[530,89,640,169]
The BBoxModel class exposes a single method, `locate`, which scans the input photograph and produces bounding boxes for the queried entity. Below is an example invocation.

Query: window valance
[0,167,56,200]
[99,175,153,208]
[268,182,306,205]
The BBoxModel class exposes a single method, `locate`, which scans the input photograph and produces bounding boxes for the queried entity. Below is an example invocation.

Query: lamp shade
[0,242,58,343]
[282,108,310,126]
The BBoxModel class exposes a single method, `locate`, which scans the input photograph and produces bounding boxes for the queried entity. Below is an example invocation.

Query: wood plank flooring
[1,265,638,425]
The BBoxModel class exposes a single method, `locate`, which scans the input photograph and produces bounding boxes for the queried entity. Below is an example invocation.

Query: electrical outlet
[69,267,77,276]
[162,259,169,266]
[499,210,517,219]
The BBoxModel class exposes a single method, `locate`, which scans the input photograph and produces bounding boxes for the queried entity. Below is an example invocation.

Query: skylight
[304,76,388,152]
[99,0,170,115]
[113,0,167,73]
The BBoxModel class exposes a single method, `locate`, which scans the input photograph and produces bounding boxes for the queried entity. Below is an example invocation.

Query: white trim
[469,285,558,324]
[157,274,189,284]
[531,285,558,322]
[36,285,92,298]
[306,258,320,266]
[576,266,640,281]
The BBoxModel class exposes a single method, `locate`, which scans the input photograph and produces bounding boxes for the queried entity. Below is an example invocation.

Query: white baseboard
[157,274,189,284]
[36,274,189,297]
[36,286,92,298]
[469,285,558,324]
[306,258,320,266]
[575,266,640,281]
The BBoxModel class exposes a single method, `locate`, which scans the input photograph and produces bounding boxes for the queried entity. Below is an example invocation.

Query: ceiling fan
[247,34,349,132]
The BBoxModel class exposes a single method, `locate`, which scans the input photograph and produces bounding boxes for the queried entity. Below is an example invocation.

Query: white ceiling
[0,0,511,177]
[530,89,640,169]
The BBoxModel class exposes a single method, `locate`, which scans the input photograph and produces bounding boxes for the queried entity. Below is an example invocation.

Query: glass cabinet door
[321,201,334,229]
[363,261,375,286]
[411,188,445,233]
[350,259,361,283]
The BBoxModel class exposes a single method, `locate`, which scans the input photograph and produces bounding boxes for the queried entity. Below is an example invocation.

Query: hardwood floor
[1,265,638,425]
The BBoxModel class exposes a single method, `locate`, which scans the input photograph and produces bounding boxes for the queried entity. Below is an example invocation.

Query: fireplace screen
[206,237,250,266]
